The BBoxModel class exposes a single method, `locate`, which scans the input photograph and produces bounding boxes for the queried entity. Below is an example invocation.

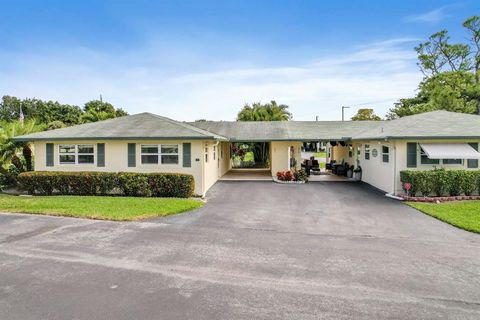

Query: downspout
[201,141,206,197]
[393,141,397,195]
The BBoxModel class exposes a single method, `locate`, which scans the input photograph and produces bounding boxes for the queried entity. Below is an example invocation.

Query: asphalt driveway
[1,181,479,319]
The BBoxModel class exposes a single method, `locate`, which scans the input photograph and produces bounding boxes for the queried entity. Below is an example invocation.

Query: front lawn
[314,151,326,158]
[0,194,203,221]
[407,201,480,233]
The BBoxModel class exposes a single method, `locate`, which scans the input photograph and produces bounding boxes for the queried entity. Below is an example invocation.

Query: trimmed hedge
[400,169,480,197]
[18,171,195,198]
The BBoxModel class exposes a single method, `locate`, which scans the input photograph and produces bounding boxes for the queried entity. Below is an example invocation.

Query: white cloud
[0,38,422,121]
[404,7,449,24]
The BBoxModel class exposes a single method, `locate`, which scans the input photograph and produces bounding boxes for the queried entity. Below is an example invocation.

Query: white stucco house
[14,110,480,196]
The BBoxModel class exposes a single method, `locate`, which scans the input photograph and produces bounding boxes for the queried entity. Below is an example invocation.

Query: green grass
[407,201,480,233]
[314,151,326,158]
[0,194,203,221]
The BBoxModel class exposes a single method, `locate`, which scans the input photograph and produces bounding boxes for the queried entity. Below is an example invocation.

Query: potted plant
[347,165,354,178]
[353,166,362,181]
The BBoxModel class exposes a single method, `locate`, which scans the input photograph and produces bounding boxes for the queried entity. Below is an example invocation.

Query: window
[205,147,209,163]
[59,145,75,164]
[213,146,216,160]
[364,144,370,160]
[59,144,94,164]
[78,145,94,164]
[141,145,158,164]
[468,142,478,168]
[357,146,361,156]
[141,144,179,164]
[420,147,439,165]
[348,145,353,158]
[220,146,223,159]
[161,145,179,164]
[443,159,462,165]
[382,146,389,163]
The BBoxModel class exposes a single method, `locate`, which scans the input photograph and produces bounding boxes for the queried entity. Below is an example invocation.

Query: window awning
[419,143,480,159]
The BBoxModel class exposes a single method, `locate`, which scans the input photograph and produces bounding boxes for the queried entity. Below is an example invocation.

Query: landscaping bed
[407,200,480,234]
[401,195,480,202]
[0,194,203,221]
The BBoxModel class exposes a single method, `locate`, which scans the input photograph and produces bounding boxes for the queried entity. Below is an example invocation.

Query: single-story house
[14,110,480,196]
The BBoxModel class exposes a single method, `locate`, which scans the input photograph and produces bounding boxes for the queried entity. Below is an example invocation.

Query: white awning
[420,143,480,159]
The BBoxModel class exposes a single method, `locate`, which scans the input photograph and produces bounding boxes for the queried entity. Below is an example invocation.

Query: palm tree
[237,100,292,121]
[0,119,40,171]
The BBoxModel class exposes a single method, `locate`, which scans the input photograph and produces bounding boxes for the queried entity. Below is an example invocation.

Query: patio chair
[311,160,320,173]
[325,160,336,170]
[336,162,349,176]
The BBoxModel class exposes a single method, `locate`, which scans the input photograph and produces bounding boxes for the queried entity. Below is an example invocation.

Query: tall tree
[351,108,381,121]
[237,100,292,121]
[388,15,480,118]
[82,100,127,123]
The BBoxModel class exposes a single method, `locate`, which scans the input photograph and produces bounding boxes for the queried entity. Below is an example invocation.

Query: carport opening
[230,142,271,169]
[301,140,357,181]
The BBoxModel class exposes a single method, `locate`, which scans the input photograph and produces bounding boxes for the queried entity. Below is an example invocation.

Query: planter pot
[347,169,353,178]
[354,171,362,181]
[273,178,306,184]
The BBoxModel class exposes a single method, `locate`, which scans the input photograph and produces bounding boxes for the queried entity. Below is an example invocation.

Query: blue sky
[0,0,478,120]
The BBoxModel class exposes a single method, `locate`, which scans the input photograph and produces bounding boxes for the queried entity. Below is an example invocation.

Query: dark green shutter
[97,143,105,167]
[468,143,478,168]
[128,143,136,167]
[46,143,54,167]
[183,143,191,167]
[406,143,417,168]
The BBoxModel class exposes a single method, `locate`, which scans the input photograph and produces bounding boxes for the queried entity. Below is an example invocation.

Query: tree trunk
[11,155,23,171]
[23,145,33,171]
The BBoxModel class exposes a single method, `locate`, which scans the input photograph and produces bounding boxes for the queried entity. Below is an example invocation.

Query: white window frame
[364,144,370,160]
[382,145,389,163]
[59,144,95,165]
[140,144,179,165]
[160,144,179,165]
[141,144,159,165]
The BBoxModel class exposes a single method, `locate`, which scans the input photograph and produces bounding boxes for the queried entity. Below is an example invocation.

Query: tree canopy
[351,108,381,121]
[0,96,128,126]
[237,100,292,121]
[388,15,480,118]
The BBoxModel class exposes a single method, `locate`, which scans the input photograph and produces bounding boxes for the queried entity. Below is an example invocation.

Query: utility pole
[315,115,319,121]
[342,106,350,121]
[100,94,103,102]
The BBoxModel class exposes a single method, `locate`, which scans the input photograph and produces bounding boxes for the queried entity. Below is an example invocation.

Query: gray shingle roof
[189,120,380,141]
[14,110,480,142]
[14,113,228,141]
[352,111,480,140]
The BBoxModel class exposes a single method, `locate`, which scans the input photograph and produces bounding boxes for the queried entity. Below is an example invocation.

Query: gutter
[12,136,229,142]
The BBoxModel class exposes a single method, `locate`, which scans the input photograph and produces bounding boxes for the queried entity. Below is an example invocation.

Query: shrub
[118,173,151,197]
[149,173,194,198]
[400,171,418,195]
[445,170,462,196]
[431,168,448,196]
[400,169,480,197]
[284,171,294,181]
[416,171,434,196]
[17,171,195,198]
[293,169,308,182]
[459,171,477,196]
[276,170,307,182]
